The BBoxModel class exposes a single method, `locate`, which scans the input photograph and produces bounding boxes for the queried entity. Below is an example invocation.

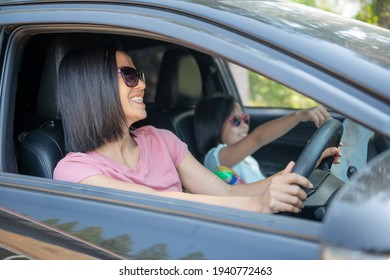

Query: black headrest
[36,34,101,120]
[155,49,203,109]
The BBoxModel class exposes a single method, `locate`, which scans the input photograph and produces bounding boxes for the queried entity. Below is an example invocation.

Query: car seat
[17,35,94,178]
[147,48,204,162]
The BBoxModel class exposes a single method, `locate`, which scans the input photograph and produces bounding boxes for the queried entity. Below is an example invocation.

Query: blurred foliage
[356,0,390,28]
[290,0,390,28]
[248,73,317,109]
[248,0,388,109]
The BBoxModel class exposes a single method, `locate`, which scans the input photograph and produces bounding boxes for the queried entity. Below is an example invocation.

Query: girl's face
[220,102,249,145]
[116,51,147,126]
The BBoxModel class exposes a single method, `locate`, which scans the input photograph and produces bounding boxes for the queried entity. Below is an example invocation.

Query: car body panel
[0,173,321,259]
[1,1,388,135]
[322,149,390,259]
[6,0,389,104]
[0,207,124,260]
[0,0,388,259]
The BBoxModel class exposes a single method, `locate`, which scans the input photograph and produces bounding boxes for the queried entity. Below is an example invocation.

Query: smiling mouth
[130,96,144,103]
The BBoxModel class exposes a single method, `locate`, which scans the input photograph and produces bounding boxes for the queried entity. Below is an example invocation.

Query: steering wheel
[282,119,344,220]
[292,118,343,179]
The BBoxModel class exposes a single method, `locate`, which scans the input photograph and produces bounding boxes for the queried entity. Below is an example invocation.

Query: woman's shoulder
[60,151,90,160]
[56,152,99,166]
[54,152,103,182]
[135,125,187,152]
[134,125,177,139]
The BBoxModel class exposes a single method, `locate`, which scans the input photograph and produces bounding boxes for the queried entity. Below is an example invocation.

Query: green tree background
[248,0,388,108]
[291,0,389,28]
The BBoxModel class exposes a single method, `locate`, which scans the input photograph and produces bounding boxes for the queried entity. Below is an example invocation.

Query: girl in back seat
[194,94,340,184]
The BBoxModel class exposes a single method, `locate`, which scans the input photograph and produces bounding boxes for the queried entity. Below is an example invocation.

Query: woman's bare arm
[80,171,260,212]
[80,153,312,214]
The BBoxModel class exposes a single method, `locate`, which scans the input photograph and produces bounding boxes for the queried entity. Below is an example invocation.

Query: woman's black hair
[194,94,238,156]
[58,43,127,152]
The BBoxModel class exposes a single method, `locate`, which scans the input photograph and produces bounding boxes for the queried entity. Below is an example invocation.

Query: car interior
[14,33,228,178]
[10,32,390,222]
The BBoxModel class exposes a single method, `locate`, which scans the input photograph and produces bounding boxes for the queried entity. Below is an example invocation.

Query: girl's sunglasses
[118,66,145,87]
[227,113,250,127]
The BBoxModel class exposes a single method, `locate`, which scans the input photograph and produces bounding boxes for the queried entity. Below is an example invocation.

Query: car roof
[3,0,390,103]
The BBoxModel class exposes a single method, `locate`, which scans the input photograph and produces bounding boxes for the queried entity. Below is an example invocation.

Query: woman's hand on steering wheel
[315,145,342,168]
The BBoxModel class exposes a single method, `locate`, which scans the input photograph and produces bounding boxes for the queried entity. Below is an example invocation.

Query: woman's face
[116,51,147,126]
[220,102,249,145]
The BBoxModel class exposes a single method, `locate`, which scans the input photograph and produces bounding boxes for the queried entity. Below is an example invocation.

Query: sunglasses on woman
[118,66,145,87]
[227,113,250,127]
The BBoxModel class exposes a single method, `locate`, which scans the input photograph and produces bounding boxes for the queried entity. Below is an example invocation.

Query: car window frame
[1,2,389,135]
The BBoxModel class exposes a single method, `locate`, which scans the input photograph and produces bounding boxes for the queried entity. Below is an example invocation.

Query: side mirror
[321,149,390,259]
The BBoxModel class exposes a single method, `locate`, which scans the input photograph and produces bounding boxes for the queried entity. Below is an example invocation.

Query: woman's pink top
[53,126,188,192]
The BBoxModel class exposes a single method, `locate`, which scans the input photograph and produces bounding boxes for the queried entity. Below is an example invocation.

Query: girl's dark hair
[58,43,127,152]
[194,94,237,156]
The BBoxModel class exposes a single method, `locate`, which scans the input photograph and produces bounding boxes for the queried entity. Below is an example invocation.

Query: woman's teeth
[131,97,143,103]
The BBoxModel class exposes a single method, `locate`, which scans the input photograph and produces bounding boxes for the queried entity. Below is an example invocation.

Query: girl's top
[53,126,188,192]
[203,143,265,183]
